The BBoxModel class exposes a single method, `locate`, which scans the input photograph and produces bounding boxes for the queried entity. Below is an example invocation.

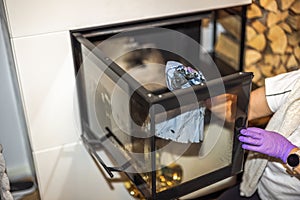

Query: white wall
[3,0,250,199]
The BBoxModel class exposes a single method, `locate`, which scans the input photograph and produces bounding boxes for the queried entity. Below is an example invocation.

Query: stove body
[72,7,252,200]
[3,0,251,199]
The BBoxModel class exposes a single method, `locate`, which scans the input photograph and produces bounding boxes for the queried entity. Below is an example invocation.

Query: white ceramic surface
[4,0,251,38]
[33,141,133,200]
[12,31,81,151]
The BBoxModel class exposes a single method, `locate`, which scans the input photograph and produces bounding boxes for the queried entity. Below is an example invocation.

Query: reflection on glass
[124,180,146,200]
[124,163,183,199]
[157,163,183,192]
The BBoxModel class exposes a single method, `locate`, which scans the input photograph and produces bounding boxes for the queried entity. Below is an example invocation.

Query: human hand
[205,94,237,122]
[239,127,296,163]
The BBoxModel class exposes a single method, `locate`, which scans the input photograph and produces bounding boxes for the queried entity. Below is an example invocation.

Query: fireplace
[71,6,252,200]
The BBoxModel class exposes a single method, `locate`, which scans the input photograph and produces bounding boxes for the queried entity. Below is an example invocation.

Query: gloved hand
[239,127,296,163]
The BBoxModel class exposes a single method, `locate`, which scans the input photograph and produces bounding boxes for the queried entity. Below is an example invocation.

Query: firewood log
[294,46,300,61]
[245,49,262,66]
[281,54,289,65]
[259,63,274,77]
[287,15,300,30]
[215,33,239,66]
[278,0,296,10]
[274,64,287,74]
[280,10,289,21]
[252,20,267,33]
[267,12,282,27]
[247,33,267,51]
[247,25,258,41]
[291,0,300,14]
[218,11,241,40]
[267,25,288,54]
[264,54,281,66]
[287,30,300,46]
[244,64,262,83]
[247,3,263,19]
[279,22,293,33]
[260,0,278,12]
[286,45,294,53]
[286,54,298,69]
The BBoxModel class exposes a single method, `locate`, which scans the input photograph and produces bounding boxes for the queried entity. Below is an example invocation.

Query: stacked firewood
[215,0,300,86]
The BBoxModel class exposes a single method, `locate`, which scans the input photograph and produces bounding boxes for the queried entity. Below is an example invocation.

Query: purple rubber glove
[239,127,296,163]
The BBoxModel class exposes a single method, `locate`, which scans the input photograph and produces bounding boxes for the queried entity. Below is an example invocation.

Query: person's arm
[247,86,273,121]
[206,87,273,123]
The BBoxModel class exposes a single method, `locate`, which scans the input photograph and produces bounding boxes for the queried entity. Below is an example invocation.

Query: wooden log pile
[215,0,300,86]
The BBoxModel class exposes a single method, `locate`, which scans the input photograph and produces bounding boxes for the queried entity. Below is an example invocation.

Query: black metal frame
[70,6,251,200]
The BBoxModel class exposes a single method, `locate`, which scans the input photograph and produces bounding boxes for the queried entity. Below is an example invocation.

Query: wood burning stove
[71,6,252,200]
